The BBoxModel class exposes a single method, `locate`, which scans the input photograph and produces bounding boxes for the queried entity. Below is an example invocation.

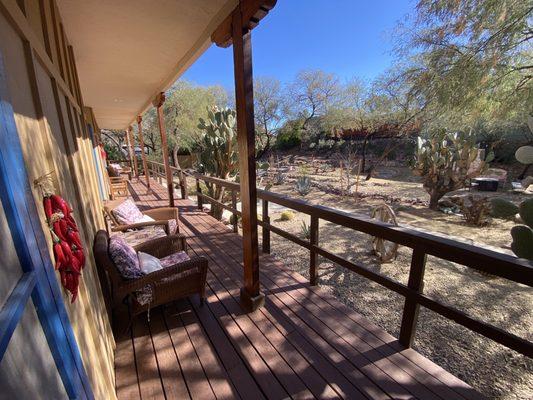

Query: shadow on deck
[114,178,484,399]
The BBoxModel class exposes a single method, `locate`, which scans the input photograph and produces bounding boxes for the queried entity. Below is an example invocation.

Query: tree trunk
[429,191,443,210]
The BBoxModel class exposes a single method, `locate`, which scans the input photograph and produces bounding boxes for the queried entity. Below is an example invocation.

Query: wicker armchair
[93,230,207,332]
[104,198,179,235]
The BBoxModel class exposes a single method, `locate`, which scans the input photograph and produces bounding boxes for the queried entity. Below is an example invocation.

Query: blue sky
[183,0,414,89]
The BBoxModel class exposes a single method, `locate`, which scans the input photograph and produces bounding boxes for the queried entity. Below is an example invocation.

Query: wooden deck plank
[183,209,430,400]
[111,179,485,400]
[148,309,191,400]
[183,202,476,400]
[132,317,166,399]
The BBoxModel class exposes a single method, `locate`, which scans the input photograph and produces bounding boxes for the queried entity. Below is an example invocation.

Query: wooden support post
[196,178,203,210]
[262,199,270,253]
[232,190,239,233]
[399,248,427,347]
[232,3,264,311]
[136,116,150,190]
[125,128,134,174]
[153,92,174,207]
[127,126,139,178]
[309,215,319,285]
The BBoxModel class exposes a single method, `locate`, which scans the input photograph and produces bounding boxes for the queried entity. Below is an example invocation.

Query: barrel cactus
[413,129,493,210]
[509,198,533,260]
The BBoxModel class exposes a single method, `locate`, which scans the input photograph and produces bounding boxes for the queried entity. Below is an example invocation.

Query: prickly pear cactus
[510,198,533,260]
[490,198,519,219]
[413,129,493,210]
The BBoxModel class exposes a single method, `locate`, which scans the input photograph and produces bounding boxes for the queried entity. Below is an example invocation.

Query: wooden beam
[212,0,277,48]
[153,92,174,207]
[127,126,138,178]
[232,2,264,311]
[136,115,150,190]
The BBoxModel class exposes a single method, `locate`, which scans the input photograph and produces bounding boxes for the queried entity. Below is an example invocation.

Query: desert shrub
[459,195,491,226]
[273,170,287,185]
[280,210,294,221]
[490,197,519,218]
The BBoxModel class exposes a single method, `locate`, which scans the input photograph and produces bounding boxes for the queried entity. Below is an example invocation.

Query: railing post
[399,248,427,348]
[196,178,203,210]
[309,215,319,285]
[232,190,238,233]
[262,199,270,253]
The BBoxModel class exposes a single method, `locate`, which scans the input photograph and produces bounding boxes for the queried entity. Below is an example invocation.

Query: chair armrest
[109,177,126,183]
[143,207,179,221]
[134,234,187,257]
[117,257,207,295]
[111,220,170,233]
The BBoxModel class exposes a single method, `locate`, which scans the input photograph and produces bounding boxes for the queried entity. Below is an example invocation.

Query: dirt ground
[253,156,533,400]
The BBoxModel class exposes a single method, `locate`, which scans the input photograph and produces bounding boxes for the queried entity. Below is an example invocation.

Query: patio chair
[93,230,207,332]
[104,198,179,235]
[106,165,129,199]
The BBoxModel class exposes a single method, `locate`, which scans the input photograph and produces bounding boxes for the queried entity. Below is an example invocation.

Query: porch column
[136,115,150,190]
[232,2,264,311]
[127,126,139,178]
[153,92,175,207]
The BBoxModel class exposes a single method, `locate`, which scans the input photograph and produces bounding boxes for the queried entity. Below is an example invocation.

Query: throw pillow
[138,251,162,274]
[109,236,142,279]
[112,198,144,225]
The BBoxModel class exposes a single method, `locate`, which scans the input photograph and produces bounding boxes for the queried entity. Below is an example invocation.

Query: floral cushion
[113,226,167,247]
[160,251,190,268]
[112,198,144,225]
[108,236,142,279]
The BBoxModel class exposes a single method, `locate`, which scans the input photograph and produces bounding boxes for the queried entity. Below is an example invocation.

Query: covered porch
[116,178,483,400]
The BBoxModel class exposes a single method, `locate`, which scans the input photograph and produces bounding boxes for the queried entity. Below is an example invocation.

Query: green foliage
[519,198,533,228]
[280,210,294,221]
[490,198,519,219]
[276,126,302,150]
[103,143,122,161]
[413,129,491,209]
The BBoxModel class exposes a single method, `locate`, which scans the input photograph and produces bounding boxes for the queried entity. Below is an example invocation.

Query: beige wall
[0,0,115,398]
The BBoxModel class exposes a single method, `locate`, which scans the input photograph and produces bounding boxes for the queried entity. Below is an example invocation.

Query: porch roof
[57,0,238,130]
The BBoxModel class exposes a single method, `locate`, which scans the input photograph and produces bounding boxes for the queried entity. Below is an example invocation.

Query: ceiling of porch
[57,0,237,130]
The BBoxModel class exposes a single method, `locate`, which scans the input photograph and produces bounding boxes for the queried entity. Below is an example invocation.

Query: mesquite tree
[197,107,238,219]
[413,129,492,210]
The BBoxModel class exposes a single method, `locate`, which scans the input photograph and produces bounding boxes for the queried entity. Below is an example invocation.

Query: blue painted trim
[88,124,105,200]
[0,272,36,358]
[0,50,93,399]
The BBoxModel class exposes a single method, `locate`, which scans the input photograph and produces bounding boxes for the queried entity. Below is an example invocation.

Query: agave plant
[295,175,312,196]
[413,129,493,210]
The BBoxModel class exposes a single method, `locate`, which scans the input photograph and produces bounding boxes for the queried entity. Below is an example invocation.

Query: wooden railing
[145,160,188,199]
[179,170,532,359]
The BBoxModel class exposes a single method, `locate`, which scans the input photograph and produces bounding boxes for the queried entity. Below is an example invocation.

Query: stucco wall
[0,0,115,398]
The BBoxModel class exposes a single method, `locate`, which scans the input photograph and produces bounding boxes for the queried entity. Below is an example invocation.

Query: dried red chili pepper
[53,221,68,242]
[43,196,53,220]
[72,247,85,269]
[50,194,70,217]
[53,242,66,270]
[67,229,82,248]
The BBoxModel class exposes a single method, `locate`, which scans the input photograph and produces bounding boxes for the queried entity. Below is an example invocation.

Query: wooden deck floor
[115,178,484,400]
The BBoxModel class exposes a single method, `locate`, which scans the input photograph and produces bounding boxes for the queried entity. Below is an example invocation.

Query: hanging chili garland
[43,194,85,302]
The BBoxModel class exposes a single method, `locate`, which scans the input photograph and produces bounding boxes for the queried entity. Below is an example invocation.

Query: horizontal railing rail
[184,170,533,358]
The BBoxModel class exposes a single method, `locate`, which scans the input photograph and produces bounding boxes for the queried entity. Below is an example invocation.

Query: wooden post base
[240,287,265,312]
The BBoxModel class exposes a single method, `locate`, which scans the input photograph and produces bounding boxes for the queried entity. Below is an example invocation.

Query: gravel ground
[252,160,533,400]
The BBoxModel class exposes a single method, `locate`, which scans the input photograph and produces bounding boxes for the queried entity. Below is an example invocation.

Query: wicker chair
[104,198,179,235]
[93,230,207,332]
